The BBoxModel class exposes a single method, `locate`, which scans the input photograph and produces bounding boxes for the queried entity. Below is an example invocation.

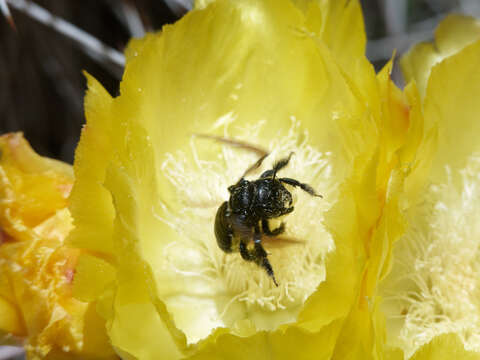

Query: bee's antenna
[271,152,294,179]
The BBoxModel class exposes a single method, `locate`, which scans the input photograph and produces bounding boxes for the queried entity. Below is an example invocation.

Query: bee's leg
[279,177,323,198]
[279,206,294,217]
[261,219,285,236]
[254,224,278,286]
[238,226,278,286]
[239,238,255,261]
[261,152,294,179]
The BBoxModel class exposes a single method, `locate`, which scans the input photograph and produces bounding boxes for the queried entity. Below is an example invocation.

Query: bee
[197,134,322,286]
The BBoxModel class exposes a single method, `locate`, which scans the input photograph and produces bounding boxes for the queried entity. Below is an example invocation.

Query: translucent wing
[261,234,306,249]
[194,133,269,179]
[193,133,268,157]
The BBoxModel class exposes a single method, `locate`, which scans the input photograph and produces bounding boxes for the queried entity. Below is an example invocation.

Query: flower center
[381,155,480,357]
[157,120,335,343]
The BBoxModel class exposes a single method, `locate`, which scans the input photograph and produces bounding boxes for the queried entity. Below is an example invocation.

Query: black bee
[201,135,322,286]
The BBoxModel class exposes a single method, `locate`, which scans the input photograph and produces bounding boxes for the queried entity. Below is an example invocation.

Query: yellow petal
[0,296,24,337]
[0,133,73,242]
[301,0,380,120]
[424,39,480,181]
[68,73,115,254]
[102,161,184,360]
[410,334,480,360]
[401,15,480,98]
[73,254,116,303]
[385,347,404,360]
[186,319,343,360]
[302,0,366,65]
[297,152,370,332]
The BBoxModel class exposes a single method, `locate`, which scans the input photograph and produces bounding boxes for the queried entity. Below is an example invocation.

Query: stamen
[382,155,480,357]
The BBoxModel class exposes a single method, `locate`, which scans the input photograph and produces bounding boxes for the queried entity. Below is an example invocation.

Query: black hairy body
[214,152,322,286]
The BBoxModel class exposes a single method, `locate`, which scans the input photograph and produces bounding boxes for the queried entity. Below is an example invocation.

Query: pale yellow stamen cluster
[383,156,480,357]
[158,120,335,340]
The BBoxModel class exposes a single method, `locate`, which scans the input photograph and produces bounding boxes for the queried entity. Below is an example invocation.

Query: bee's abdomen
[214,201,233,253]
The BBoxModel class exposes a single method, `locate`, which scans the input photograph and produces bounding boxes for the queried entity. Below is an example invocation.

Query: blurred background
[0,0,479,358]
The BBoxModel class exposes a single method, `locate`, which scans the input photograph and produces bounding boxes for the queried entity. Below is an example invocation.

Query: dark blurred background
[0,0,178,165]
[0,1,479,359]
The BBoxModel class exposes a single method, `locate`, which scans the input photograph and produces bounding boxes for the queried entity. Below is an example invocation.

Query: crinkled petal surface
[0,132,74,342]
[71,0,420,359]
[0,133,116,359]
[0,133,73,242]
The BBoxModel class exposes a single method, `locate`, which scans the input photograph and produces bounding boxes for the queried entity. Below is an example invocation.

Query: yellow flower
[0,133,73,242]
[380,15,480,360]
[0,133,116,359]
[70,0,421,359]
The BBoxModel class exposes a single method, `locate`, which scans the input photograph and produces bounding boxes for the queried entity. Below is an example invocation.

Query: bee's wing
[261,235,306,249]
[194,133,269,179]
[240,153,269,178]
[194,133,268,157]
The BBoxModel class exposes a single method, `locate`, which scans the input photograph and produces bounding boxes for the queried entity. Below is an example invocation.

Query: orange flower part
[0,133,116,360]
